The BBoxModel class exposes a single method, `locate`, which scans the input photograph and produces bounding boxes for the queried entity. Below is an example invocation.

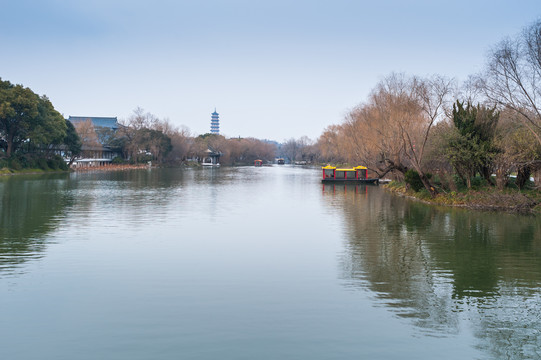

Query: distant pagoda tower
[210,108,220,134]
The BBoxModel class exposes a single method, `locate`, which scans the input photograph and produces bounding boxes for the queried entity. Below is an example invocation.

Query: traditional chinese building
[210,109,219,134]
[67,116,122,167]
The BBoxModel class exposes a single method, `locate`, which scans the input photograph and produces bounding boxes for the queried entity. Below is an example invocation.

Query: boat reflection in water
[322,183,369,196]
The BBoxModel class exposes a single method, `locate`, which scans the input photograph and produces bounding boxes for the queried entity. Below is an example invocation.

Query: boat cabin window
[357,169,367,179]
[335,171,346,179]
[345,170,356,179]
[324,169,334,178]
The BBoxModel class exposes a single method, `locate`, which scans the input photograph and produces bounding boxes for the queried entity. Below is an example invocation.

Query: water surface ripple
[1,167,540,359]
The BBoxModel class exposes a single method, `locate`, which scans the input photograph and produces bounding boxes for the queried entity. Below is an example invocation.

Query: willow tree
[317,125,349,164]
[344,73,453,196]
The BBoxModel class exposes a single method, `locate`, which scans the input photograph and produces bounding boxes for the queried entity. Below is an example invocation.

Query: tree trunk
[495,168,508,190]
[533,168,541,188]
[481,166,495,186]
[516,166,531,189]
[419,172,438,197]
[6,139,12,158]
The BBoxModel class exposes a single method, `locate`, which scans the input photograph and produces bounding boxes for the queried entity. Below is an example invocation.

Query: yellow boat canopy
[325,165,367,171]
[321,165,367,170]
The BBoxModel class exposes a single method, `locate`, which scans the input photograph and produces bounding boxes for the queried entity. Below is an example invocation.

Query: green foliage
[112,156,124,164]
[445,101,500,187]
[198,133,218,139]
[0,79,40,156]
[38,158,49,170]
[405,169,425,192]
[64,120,82,159]
[1,153,68,172]
[8,157,22,171]
[416,188,432,200]
[30,96,67,148]
[0,78,73,163]
[46,155,68,171]
[470,176,486,190]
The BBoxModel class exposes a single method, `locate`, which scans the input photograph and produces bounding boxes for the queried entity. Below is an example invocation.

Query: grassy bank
[0,167,69,176]
[385,181,541,213]
[73,164,150,172]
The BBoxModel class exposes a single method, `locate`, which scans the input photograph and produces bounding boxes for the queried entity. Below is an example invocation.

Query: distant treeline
[70,107,278,166]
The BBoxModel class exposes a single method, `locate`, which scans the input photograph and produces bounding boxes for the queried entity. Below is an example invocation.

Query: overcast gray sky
[1,0,539,141]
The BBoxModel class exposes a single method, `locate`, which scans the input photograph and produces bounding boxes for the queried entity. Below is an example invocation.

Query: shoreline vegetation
[0,163,151,176]
[384,181,541,214]
[3,20,541,215]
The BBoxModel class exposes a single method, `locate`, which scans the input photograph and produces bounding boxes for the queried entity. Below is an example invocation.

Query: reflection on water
[1,168,541,359]
[325,184,541,359]
[0,174,74,276]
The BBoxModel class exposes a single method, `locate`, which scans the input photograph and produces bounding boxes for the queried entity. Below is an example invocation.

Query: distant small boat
[294,160,307,165]
[277,158,285,165]
[321,165,379,184]
[254,159,263,167]
[202,162,220,167]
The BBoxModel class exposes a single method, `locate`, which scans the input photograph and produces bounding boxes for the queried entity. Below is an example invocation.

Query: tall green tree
[445,101,500,188]
[0,79,39,157]
[64,120,82,164]
[0,78,67,158]
[30,96,67,152]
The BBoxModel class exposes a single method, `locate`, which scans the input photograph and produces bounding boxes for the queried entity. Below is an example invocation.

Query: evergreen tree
[445,101,500,188]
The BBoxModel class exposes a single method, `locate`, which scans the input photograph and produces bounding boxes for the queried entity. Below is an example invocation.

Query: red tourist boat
[321,165,379,184]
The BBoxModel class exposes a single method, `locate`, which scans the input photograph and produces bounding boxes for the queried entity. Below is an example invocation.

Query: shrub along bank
[385,178,541,213]
[0,154,69,175]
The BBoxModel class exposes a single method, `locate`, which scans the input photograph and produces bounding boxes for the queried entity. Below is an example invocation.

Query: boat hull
[322,178,379,185]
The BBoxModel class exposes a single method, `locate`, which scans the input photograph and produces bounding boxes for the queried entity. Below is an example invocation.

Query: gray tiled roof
[68,116,119,130]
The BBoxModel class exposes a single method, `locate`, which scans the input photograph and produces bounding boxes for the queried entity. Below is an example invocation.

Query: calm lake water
[1,166,541,359]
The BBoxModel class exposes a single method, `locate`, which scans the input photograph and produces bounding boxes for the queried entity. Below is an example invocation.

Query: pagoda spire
[210,108,220,134]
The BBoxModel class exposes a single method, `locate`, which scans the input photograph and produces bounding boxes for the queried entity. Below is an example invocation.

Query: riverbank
[0,163,150,176]
[73,163,150,172]
[0,168,69,176]
[384,181,541,213]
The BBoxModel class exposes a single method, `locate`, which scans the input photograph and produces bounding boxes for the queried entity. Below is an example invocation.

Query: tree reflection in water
[0,174,74,276]
[323,185,541,359]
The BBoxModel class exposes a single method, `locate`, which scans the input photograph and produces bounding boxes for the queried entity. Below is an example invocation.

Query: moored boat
[321,165,379,184]
[254,159,263,167]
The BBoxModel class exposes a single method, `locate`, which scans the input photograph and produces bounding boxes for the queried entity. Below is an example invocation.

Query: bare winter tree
[480,19,541,145]
[73,119,100,148]
[342,73,453,196]
[407,74,455,195]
